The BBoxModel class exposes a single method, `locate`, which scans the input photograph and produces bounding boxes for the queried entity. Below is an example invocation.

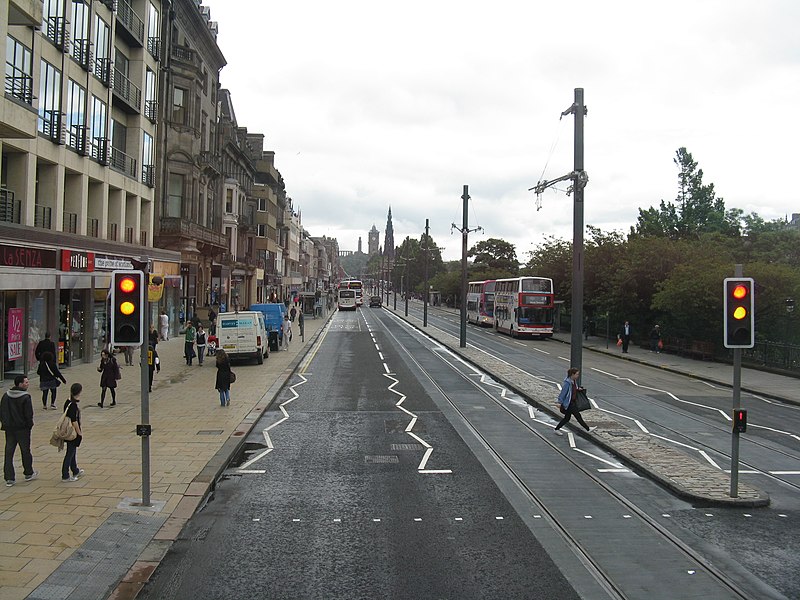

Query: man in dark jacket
[34,332,56,362]
[0,375,37,486]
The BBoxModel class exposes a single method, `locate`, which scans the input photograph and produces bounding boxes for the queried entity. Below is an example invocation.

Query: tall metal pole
[423,219,429,327]
[570,88,586,381]
[139,257,151,507]
[730,263,743,497]
[404,236,409,317]
[459,186,469,348]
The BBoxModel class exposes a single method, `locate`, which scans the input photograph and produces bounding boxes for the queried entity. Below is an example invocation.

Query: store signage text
[0,244,57,269]
[61,250,95,272]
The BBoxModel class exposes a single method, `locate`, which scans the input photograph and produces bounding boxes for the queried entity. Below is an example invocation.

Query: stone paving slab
[387,304,770,508]
[0,309,333,600]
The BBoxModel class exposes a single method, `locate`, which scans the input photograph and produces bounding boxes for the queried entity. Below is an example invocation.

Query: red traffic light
[731,284,748,300]
[119,276,137,294]
[733,409,747,433]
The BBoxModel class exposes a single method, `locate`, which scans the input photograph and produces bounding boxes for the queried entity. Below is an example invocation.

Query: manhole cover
[365,455,399,464]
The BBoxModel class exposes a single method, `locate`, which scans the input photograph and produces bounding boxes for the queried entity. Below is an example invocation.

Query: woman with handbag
[97,350,119,408]
[61,383,84,482]
[37,351,66,410]
[554,367,596,436]
[214,349,233,407]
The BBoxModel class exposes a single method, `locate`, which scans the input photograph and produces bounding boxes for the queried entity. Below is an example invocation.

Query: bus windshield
[518,306,553,325]
[522,278,552,293]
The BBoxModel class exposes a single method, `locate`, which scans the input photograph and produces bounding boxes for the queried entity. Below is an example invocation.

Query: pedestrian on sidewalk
[290,305,297,322]
[97,349,119,407]
[1,375,37,486]
[34,331,56,362]
[159,310,170,341]
[649,324,662,353]
[196,325,207,366]
[61,383,84,482]
[281,314,292,351]
[184,321,197,365]
[618,321,632,354]
[215,349,233,407]
[149,324,159,350]
[122,344,135,366]
[147,344,160,392]
[554,367,596,436]
[37,351,67,410]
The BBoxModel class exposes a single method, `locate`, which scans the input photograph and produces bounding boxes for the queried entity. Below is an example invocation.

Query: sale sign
[7,308,23,361]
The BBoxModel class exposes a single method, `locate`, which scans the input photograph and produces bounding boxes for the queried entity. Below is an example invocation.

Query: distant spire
[384,206,395,259]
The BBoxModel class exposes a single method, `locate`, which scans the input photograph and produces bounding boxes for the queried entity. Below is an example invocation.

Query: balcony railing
[108,222,118,241]
[158,217,227,248]
[35,205,52,230]
[39,110,63,143]
[144,99,157,122]
[142,164,155,187]
[94,57,111,86]
[71,39,92,70]
[63,212,78,234]
[44,16,68,49]
[68,124,88,155]
[109,146,137,178]
[140,230,148,246]
[125,226,134,244]
[88,218,99,238]
[5,64,34,105]
[198,150,221,174]
[113,68,141,111]
[171,44,201,71]
[116,0,145,46]
[147,36,160,61]
[90,137,109,164]
[0,188,21,224]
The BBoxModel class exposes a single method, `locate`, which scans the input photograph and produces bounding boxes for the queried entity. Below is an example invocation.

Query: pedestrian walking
[149,324,159,350]
[97,349,120,407]
[61,383,84,482]
[34,332,56,362]
[37,351,67,410]
[184,321,196,365]
[196,325,207,366]
[122,344,135,366]
[298,310,304,340]
[215,349,233,407]
[618,320,632,354]
[554,368,596,436]
[649,324,662,353]
[281,314,292,351]
[1,375,37,486]
[147,344,160,392]
[159,310,169,341]
[290,305,297,322]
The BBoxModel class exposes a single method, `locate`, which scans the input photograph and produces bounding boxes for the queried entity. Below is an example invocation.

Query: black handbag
[574,389,591,412]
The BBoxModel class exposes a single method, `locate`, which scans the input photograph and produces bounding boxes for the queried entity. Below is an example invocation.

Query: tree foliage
[468,238,519,274]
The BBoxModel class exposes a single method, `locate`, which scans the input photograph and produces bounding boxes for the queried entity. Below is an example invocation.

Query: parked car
[369,295,383,308]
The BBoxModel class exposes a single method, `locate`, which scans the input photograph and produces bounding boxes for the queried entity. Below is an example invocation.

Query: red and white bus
[466,280,496,326]
[493,276,555,338]
[340,279,364,306]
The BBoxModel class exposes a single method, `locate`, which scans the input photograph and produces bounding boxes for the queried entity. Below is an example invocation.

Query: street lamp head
[787,298,796,314]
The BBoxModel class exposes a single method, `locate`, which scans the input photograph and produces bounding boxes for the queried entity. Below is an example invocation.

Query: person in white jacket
[281,315,292,351]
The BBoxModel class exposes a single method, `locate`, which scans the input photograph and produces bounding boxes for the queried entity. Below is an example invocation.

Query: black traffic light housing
[723,277,754,349]
[111,270,144,345]
[733,409,747,433]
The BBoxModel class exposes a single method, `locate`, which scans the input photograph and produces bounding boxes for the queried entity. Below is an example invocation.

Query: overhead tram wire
[532,116,567,210]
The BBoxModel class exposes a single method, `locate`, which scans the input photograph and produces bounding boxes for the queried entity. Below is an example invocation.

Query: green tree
[468,238,519,274]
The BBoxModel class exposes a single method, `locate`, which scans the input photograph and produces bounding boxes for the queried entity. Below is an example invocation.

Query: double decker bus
[340,279,364,306]
[466,280,496,326]
[493,276,555,338]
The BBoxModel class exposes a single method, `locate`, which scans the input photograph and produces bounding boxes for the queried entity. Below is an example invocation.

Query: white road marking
[698,450,721,470]
[533,348,550,355]
[383,363,390,373]
[238,469,266,474]
[378,352,384,360]
[598,468,630,473]
[769,471,800,475]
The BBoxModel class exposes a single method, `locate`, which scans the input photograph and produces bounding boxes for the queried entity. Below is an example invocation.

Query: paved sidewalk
[387,302,773,508]
[0,310,332,600]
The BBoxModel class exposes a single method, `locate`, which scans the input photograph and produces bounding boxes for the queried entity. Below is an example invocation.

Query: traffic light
[733,409,747,433]
[111,270,144,345]
[723,277,754,348]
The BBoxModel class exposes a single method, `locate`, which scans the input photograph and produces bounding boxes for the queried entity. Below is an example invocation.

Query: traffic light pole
[138,259,151,507]
[730,263,743,498]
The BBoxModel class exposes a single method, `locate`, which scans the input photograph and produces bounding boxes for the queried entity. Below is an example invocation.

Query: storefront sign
[95,256,133,270]
[0,244,57,269]
[7,308,23,360]
[61,249,95,272]
[148,274,165,302]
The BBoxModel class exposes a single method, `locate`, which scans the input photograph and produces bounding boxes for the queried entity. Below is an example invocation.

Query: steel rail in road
[406,303,800,495]
[372,308,761,600]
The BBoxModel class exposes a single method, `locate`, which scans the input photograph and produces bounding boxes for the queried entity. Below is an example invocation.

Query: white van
[217,311,269,364]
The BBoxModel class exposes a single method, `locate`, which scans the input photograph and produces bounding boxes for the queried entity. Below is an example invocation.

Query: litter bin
[268,330,279,352]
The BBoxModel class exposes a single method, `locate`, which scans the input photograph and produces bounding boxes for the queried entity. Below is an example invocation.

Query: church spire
[384,206,395,260]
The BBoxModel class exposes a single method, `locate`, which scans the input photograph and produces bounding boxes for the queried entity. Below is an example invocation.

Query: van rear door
[219,315,257,356]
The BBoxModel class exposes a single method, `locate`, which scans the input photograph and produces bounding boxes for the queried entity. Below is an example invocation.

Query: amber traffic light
[723,278,754,349]
[111,271,144,345]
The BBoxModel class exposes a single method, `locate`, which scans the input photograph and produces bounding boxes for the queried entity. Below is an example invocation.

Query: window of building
[148,3,159,39]
[66,79,86,149]
[167,174,184,218]
[173,87,186,123]
[42,0,65,46]
[257,224,266,237]
[89,95,107,160]
[38,60,62,137]
[70,1,89,63]
[258,197,267,212]
[200,112,207,151]
[94,15,110,61]
[5,36,33,104]
[226,189,233,213]
[194,94,200,128]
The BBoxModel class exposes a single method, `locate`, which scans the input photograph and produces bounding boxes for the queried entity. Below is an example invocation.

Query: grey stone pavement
[385,300,797,508]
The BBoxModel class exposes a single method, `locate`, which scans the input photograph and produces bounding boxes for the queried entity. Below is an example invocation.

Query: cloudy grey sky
[203,0,799,261]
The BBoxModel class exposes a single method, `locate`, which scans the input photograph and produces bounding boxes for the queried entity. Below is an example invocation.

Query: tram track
[372,308,764,600]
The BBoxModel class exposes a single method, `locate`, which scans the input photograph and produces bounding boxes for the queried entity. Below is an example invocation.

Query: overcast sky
[202,0,800,262]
